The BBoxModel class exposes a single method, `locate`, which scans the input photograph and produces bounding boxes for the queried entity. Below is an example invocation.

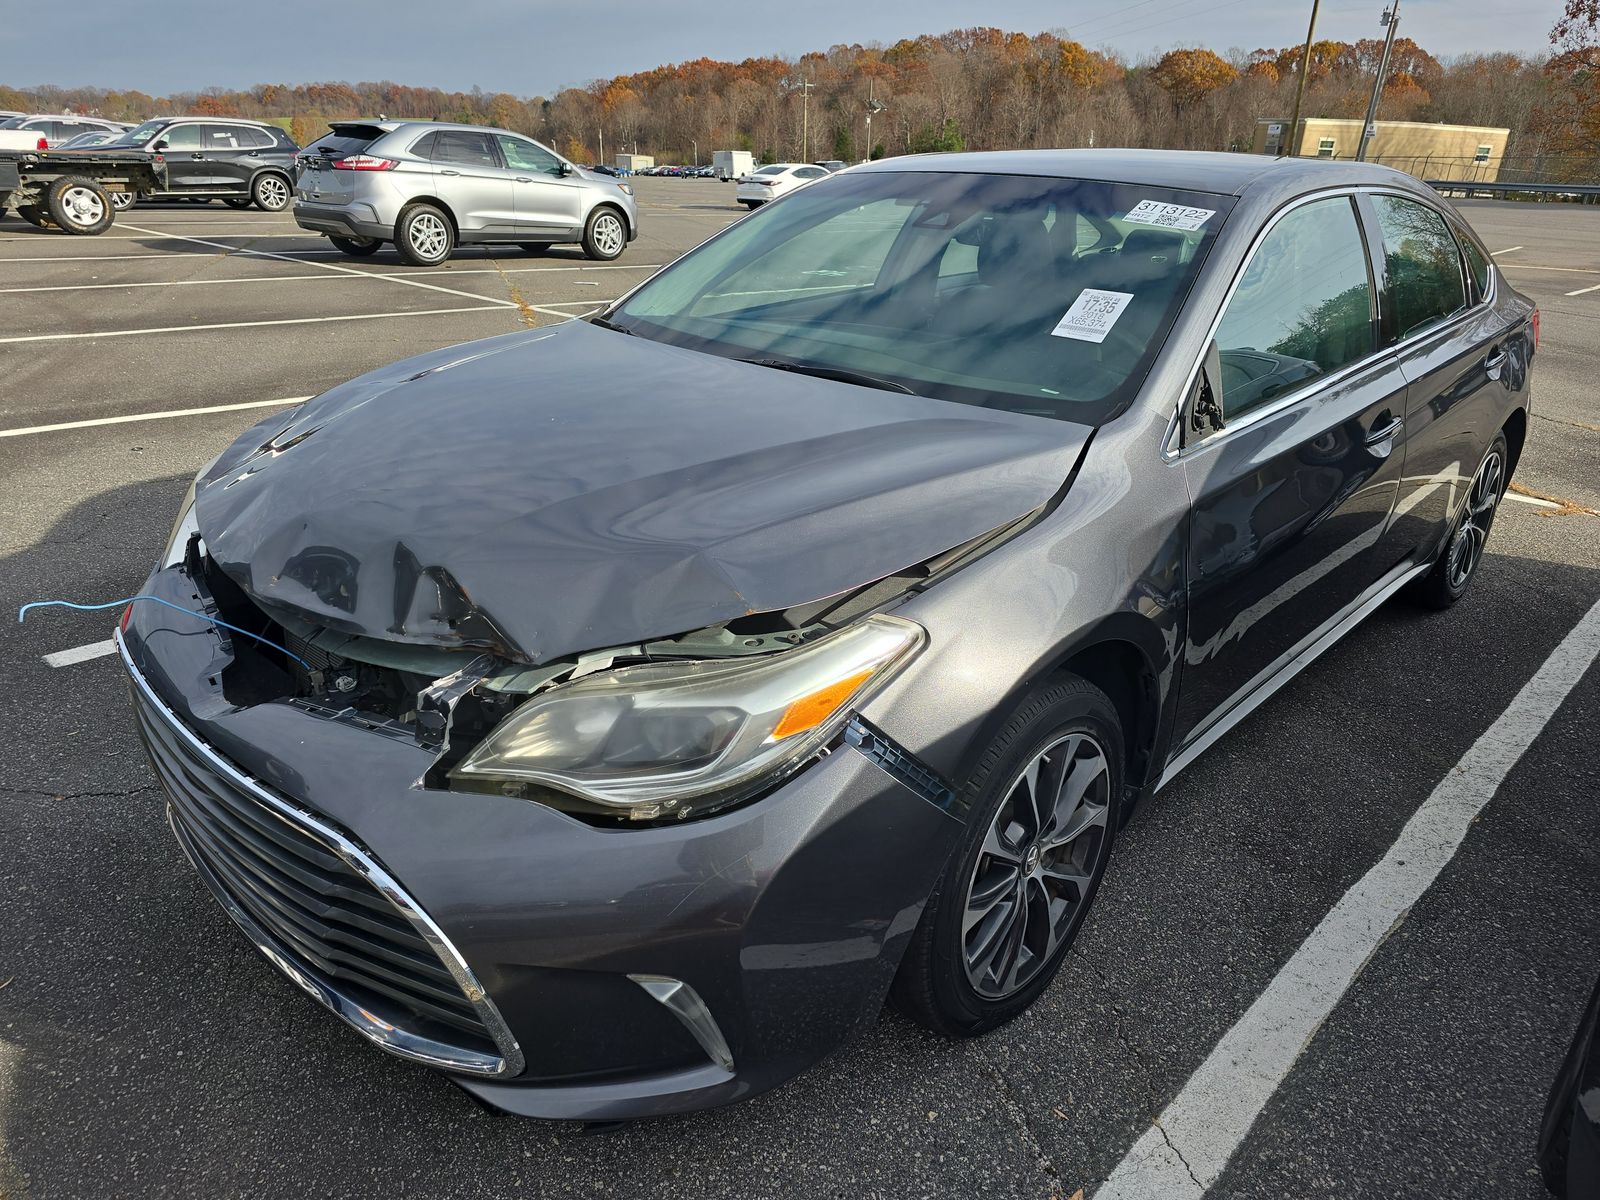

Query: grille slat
[127,672,515,1071]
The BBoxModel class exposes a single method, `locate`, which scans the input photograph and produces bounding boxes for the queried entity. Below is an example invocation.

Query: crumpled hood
[196,320,1090,664]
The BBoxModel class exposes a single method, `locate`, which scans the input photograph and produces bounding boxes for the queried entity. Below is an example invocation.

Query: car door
[1363,193,1509,559]
[155,122,207,191]
[1174,192,1408,746]
[202,124,254,193]
[492,134,580,233]
[430,129,516,234]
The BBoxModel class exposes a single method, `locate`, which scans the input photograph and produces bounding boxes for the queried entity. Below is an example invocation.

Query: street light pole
[801,80,814,162]
[863,96,885,163]
[1286,0,1321,157]
[1355,0,1400,162]
[692,139,698,166]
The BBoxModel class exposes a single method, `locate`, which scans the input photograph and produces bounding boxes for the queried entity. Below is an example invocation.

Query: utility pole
[801,78,814,162]
[598,127,604,166]
[1286,0,1321,157]
[1355,0,1400,162]
[864,93,885,163]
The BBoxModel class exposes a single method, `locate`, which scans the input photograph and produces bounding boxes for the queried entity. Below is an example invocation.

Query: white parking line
[0,396,311,439]
[1565,282,1600,297]
[0,263,661,297]
[43,639,117,668]
[0,232,319,242]
[1096,594,1600,1199]
[115,222,519,310]
[0,249,351,263]
[0,304,507,345]
[1498,263,1600,276]
[1505,491,1562,509]
[1492,245,1522,255]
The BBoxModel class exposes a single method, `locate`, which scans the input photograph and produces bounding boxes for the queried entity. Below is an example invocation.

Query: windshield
[0,117,25,129]
[610,169,1232,423]
[102,119,166,148]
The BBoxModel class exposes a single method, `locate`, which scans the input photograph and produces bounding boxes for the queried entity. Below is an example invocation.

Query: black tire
[328,235,381,257]
[251,172,292,212]
[580,206,627,261]
[740,199,760,209]
[893,675,1123,1037]
[223,197,254,210]
[393,202,454,267]
[517,242,552,255]
[1407,431,1509,610]
[44,176,115,235]
[16,204,52,228]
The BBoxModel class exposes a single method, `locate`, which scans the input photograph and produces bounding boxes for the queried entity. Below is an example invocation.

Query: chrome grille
[122,635,522,1077]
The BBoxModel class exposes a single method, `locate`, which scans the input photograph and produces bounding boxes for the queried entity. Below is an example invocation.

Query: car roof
[851,148,1417,197]
[332,119,524,137]
[17,113,121,122]
[149,116,280,128]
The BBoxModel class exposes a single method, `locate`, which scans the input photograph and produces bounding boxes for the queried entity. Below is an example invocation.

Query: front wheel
[329,235,381,257]
[1407,431,1508,610]
[892,675,1122,1037]
[223,197,254,210]
[517,242,551,255]
[251,173,292,213]
[45,176,115,235]
[581,207,626,261]
[393,203,454,267]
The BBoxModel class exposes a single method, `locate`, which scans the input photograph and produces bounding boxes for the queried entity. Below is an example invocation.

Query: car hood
[196,321,1091,664]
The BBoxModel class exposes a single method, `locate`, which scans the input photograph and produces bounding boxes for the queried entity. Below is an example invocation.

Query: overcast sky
[1,0,1565,95]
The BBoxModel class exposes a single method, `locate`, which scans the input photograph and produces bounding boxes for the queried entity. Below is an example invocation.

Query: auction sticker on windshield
[1052,289,1135,343]
[1124,199,1216,230]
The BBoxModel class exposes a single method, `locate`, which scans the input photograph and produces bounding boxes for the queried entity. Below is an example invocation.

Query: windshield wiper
[588,314,634,336]
[738,357,915,395]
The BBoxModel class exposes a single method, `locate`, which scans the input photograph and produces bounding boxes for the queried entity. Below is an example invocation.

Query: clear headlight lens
[161,478,200,567]
[451,614,924,820]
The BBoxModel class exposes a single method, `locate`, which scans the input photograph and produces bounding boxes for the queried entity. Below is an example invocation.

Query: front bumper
[120,572,964,1119]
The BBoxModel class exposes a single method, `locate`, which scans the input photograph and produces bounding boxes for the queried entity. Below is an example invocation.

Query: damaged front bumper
[120,569,966,1120]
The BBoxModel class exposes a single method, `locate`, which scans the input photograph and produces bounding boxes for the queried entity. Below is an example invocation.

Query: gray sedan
[292,119,639,265]
[122,149,1534,1119]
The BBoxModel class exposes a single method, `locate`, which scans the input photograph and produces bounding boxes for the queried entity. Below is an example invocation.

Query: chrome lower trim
[1158,560,1430,790]
[628,975,736,1074]
[119,628,525,1078]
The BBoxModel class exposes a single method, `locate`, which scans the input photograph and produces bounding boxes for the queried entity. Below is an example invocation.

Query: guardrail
[1426,180,1600,201]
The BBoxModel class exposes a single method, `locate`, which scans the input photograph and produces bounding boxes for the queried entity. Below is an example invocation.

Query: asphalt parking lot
[1,182,1596,1200]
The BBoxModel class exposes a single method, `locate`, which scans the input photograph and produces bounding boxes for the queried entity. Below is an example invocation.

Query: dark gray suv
[293,119,639,266]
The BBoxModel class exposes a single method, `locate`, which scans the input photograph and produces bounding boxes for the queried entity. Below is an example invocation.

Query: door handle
[1364,415,1403,446]
[515,176,533,183]
[1484,347,1508,381]
[439,169,460,176]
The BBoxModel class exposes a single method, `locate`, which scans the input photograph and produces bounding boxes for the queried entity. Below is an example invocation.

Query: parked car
[736,161,831,207]
[0,114,128,152]
[92,117,299,211]
[120,149,1533,1120]
[1541,973,1600,1199]
[292,120,638,266]
[814,159,847,172]
[588,163,620,177]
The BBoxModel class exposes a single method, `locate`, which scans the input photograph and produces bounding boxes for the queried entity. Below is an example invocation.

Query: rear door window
[204,125,246,151]
[1371,195,1468,340]
[1457,229,1492,303]
[432,131,498,167]
[1213,195,1375,422]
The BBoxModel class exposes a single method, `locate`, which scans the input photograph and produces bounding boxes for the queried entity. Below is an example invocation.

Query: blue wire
[18,595,313,669]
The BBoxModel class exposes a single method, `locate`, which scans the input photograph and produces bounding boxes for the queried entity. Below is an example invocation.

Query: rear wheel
[251,173,292,212]
[394,203,454,267]
[111,191,136,211]
[329,235,381,257]
[1407,431,1508,609]
[740,199,759,209]
[892,676,1122,1037]
[581,207,626,261]
[44,176,114,235]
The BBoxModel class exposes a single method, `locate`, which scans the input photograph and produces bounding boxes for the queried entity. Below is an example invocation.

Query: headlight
[161,478,200,568]
[617,182,633,195]
[451,614,924,821]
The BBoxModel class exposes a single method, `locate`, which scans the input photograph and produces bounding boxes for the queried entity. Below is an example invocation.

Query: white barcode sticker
[1051,289,1135,343]
[1124,199,1216,231]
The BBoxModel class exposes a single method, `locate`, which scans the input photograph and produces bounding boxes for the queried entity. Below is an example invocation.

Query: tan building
[1252,119,1510,182]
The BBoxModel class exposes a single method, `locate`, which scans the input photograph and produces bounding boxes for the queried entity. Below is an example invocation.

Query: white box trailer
[713,150,754,182]
[615,153,653,173]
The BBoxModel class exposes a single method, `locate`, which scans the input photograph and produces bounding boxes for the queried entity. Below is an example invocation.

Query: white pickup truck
[0,114,128,152]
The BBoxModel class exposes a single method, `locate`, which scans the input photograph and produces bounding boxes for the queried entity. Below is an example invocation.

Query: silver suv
[293,120,639,266]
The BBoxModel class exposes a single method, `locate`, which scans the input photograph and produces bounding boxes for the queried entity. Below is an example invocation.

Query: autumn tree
[1149,48,1240,108]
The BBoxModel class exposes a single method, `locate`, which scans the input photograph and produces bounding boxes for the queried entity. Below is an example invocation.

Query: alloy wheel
[111,192,135,211]
[592,212,624,256]
[60,186,105,227]
[1447,449,1503,589]
[257,176,290,210]
[409,212,449,260]
[962,732,1111,1000]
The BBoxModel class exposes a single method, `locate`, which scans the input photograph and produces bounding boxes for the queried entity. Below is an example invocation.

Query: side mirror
[559,161,574,177]
[152,139,168,152]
